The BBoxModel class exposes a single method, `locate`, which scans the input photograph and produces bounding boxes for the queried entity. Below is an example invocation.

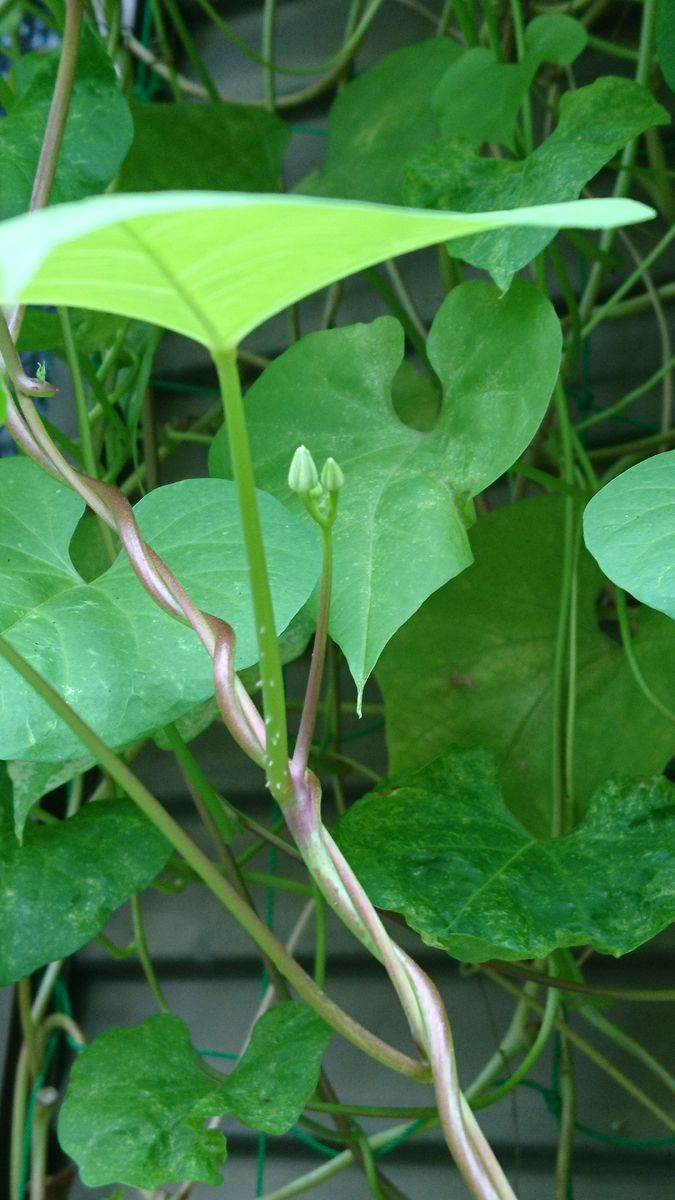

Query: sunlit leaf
[405,77,667,289]
[0,189,652,351]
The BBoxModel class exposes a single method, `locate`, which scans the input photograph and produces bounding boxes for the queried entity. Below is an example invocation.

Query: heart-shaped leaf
[334,746,675,961]
[0,765,170,984]
[58,1005,331,1188]
[432,17,586,153]
[0,189,652,351]
[211,281,561,700]
[405,76,667,289]
[0,458,320,761]
[583,450,675,619]
[58,1014,229,1188]
[306,37,461,204]
[377,497,675,837]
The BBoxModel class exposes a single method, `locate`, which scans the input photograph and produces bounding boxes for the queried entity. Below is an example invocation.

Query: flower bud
[288,445,319,494]
[320,456,344,493]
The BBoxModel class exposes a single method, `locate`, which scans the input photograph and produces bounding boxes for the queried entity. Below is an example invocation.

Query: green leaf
[0,458,320,761]
[405,77,667,289]
[306,38,461,204]
[583,450,675,617]
[0,373,7,427]
[118,100,289,193]
[334,746,675,961]
[523,13,588,65]
[377,497,675,837]
[656,0,675,93]
[433,50,531,152]
[0,188,652,352]
[433,17,586,153]
[0,768,170,984]
[214,1003,331,1134]
[0,23,133,220]
[211,281,561,699]
[58,1014,229,1188]
[58,1006,330,1187]
[9,756,95,839]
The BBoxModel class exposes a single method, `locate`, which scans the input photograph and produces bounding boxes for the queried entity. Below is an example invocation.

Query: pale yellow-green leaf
[0,190,653,351]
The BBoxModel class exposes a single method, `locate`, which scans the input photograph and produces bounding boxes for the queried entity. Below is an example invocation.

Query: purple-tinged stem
[292,524,332,776]
[29,0,84,213]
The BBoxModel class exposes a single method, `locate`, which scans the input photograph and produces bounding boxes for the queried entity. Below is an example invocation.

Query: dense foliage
[0,2,674,1198]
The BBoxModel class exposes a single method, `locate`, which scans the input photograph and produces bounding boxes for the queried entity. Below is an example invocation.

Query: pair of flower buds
[288,445,344,529]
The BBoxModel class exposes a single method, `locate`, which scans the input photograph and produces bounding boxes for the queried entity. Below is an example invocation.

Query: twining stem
[213,349,291,803]
[0,633,427,1083]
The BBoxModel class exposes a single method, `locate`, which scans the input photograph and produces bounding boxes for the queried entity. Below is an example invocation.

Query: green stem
[158,0,221,101]
[485,959,675,1002]
[581,1008,675,1100]
[262,0,277,109]
[29,1086,57,1200]
[577,351,675,434]
[551,383,576,837]
[616,590,675,726]
[581,224,675,342]
[58,308,117,562]
[509,0,533,154]
[0,633,427,1082]
[473,980,559,1110]
[163,722,238,846]
[310,1100,438,1119]
[130,893,170,1012]
[554,1034,576,1200]
[482,968,675,1134]
[10,1046,30,1200]
[312,880,328,988]
[259,1119,437,1200]
[241,871,312,896]
[17,979,40,1079]
[213,349,291,803]
[577,0,659,326]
